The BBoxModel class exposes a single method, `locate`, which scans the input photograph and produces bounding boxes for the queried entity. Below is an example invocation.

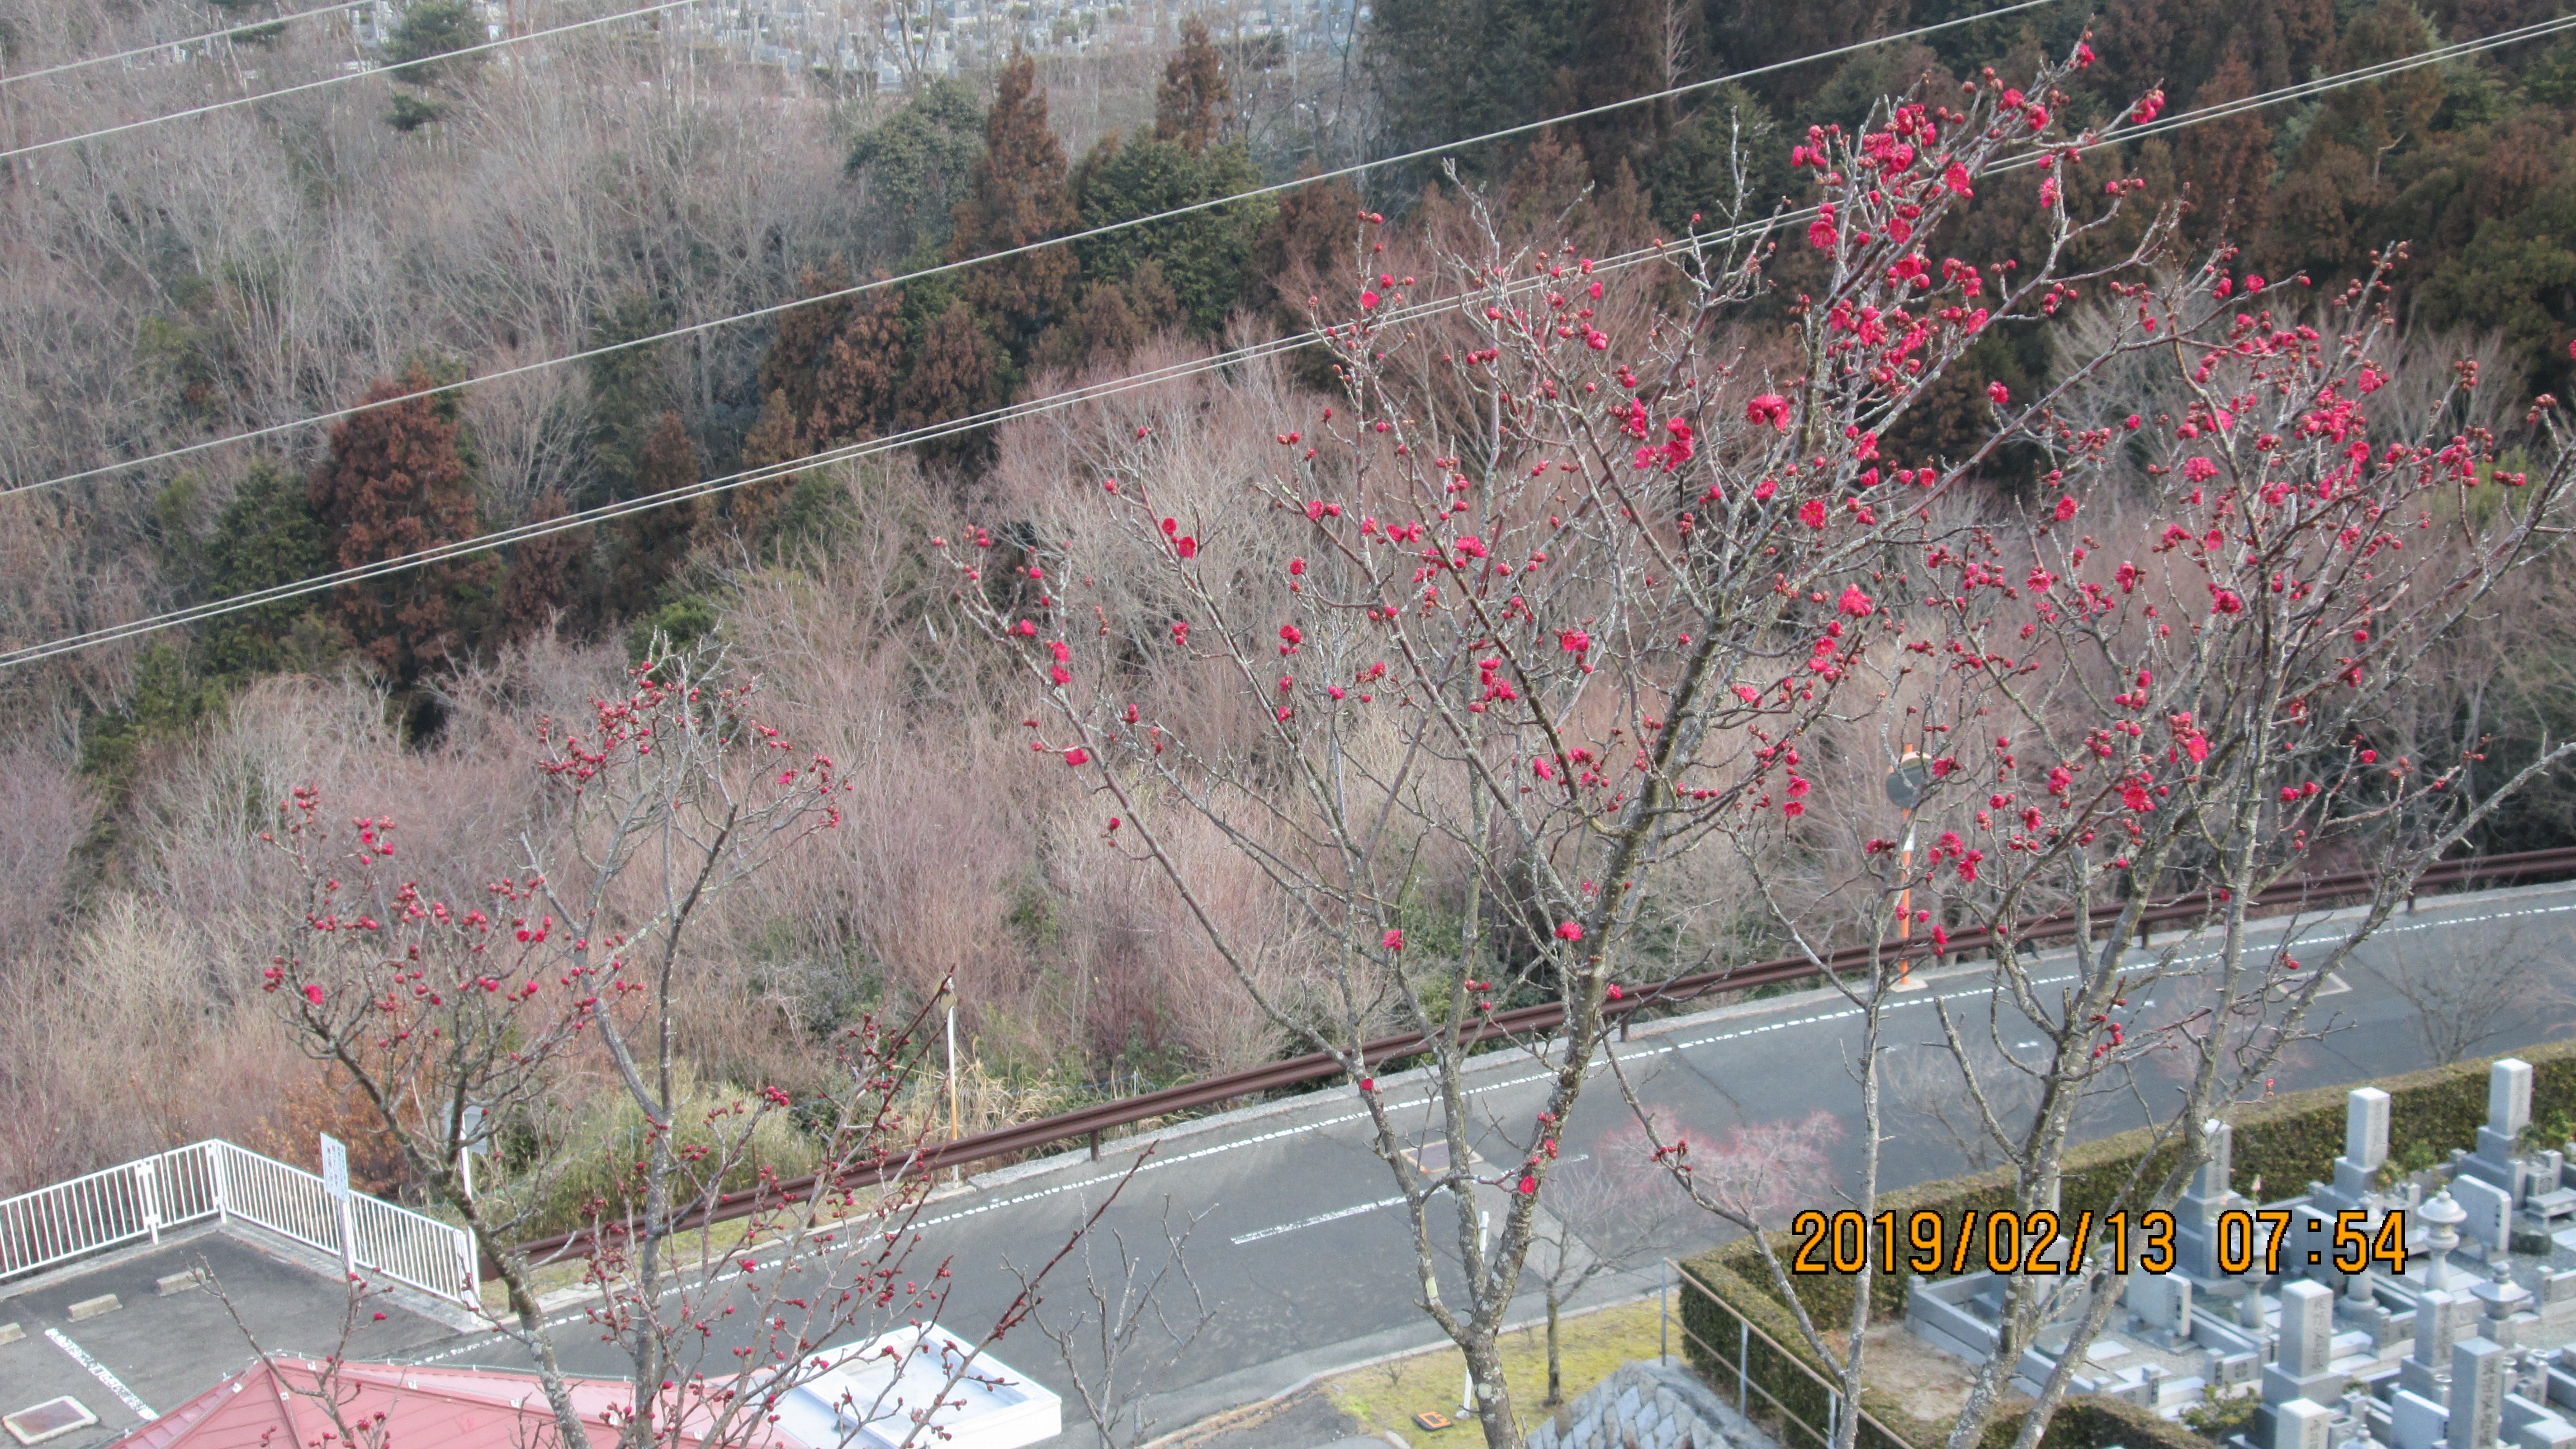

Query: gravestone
[2408,1291,2477,1400]
[2352,1087,2394,1169]
[2256,1278,2359,1433]
[2497,1061,2535,1135]
[2459,1176,2517,1259]
[2461,1338,2514,1449]
[2273,1398,2334,1449]
[2541,1273,2576,1323]
[2127,1273,2194,1338]
[2323,1089,2394,1214]
[2180,1119,2242,1281]
[2393,1390,2451,1449]
[2464,1061,2536,1201]
[2524,1419,2576,1449]
[2266,1280,2347,1410]
[2282,1280,2337,1376]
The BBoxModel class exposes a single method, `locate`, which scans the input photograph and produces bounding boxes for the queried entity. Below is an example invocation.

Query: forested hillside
[2,0,2572,1200]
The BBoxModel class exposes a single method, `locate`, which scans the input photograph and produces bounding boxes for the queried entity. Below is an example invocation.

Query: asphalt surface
[10,880,2575,1447]
[0,1229,459,1449]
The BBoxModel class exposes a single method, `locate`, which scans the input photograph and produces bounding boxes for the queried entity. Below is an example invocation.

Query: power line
[0,0,2075,501]
[0,0,699,162]
[1,1,375,89]
[2116,13,2576,146]
[0,326,1339,667]
[3,17,2559,671]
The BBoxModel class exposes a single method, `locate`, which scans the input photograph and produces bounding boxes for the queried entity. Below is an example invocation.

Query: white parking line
[1232,1196,1408,1246]
[47,1329,156,1421]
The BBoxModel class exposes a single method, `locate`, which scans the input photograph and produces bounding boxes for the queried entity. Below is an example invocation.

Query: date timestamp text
[1786,1208,2411,1276]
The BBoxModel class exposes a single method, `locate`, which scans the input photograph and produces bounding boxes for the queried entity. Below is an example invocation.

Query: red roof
[118,1360,801,1449]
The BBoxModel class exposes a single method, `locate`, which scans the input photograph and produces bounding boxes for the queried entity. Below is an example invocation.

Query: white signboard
[319,1133,351,1201]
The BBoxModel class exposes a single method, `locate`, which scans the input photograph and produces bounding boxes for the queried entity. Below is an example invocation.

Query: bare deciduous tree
[258,639,1103,1449]
[1016,1187,1218,1449]
[2370,922,2573,1066]
[949,45,2165,1449]
[1636,227,2576,1449]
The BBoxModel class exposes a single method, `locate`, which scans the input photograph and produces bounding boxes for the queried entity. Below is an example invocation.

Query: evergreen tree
[847,79,990,263]
[1366,0,1581,172]
[1703,0,1904,112]
[950,55,1082,359]
[2414,133,2576,390]
[1500,129,1595,235]
[383,0,482,82]
[2528,33,2576,105]
[2176,54,2274,246]
[2260,0,2446,281]
[385,94,448,132]
[1033,263,1183,374]
[1154,18,1230,154]
[739,267,906,519]
[1069,132,1271,335]
[893,300,1008,466]
[201,463,330,680]
[1568,0,1681,183]
[809,289,908,444]
[2096,0,2226,111]
[1247,167,1362,321]
[1641,89,1791,235]
[607,415,702,612]
[584,293,675,509]
[1491,130,1651,245]
[496,490,593,641]
[307,368,495,685]
[739,263,853,490]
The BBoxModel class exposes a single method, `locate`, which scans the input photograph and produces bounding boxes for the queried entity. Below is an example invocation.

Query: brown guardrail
[506,845,2576,1265]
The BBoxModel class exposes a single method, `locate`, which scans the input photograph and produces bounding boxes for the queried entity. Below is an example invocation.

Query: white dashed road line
[408,887,2576,1367]
[48,1328,157,1421]
[1232,1196,1409,1246]
[1656,895,2576,1057]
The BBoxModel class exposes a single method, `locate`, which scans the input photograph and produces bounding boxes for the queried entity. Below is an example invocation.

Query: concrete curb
[1137,1266,1674,1449]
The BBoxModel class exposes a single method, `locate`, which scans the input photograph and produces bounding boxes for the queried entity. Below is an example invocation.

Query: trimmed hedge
[2043,1393,2220,1449]
[1675,1043,2576,1449]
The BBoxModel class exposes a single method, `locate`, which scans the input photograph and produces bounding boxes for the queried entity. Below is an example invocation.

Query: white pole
[945,989,961,1184]
[1461,1210,1489,1416]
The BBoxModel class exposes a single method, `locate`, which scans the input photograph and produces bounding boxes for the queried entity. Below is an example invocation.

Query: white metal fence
[0,1140,478,1307]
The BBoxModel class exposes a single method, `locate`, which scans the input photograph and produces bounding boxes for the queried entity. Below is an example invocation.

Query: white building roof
[770,1325,1062,1449]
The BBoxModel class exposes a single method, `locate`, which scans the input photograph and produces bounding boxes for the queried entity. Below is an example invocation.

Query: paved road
[14,882,2574,1445]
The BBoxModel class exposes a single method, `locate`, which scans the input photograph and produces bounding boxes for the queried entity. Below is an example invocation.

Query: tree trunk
[1469,1334,1524,1449]
[1545,1291,1564,1407]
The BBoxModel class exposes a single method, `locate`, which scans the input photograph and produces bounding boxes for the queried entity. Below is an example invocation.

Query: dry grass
[1324,1297,1674,1442]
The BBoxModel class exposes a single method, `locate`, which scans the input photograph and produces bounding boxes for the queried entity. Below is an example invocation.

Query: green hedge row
[2043,1393,2221,1449]
[1675,1042,2576,1449]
